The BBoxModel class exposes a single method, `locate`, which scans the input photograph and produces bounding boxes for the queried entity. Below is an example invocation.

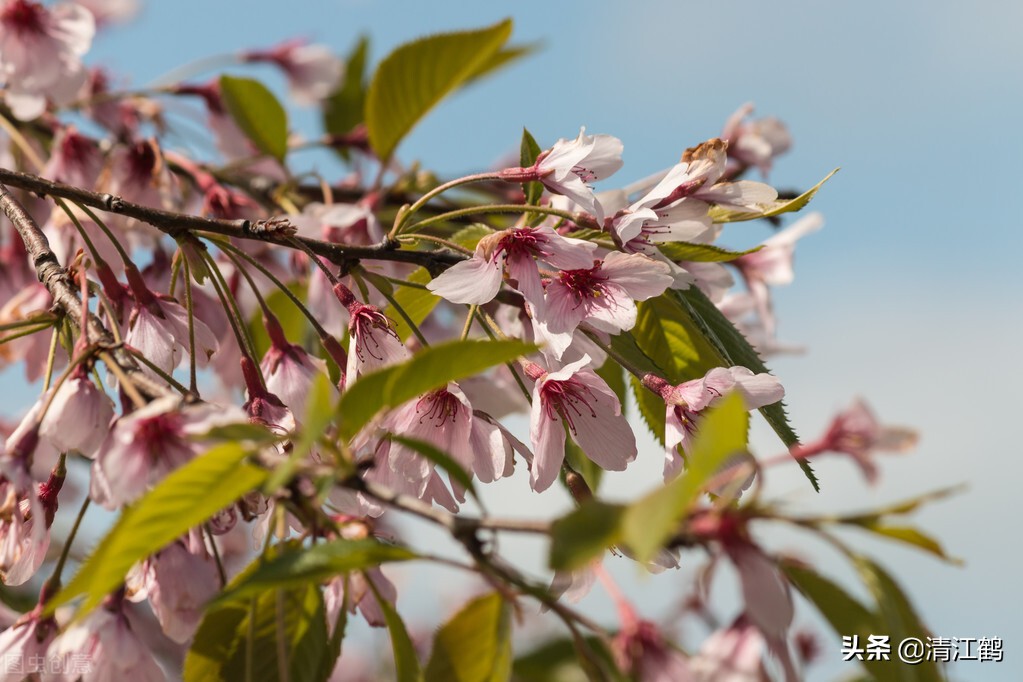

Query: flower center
[540,377,598,434]
[135,413,184,461]
[415,390,461,427]
[1,1,46,35]
[557,264,609,302]
[499,227,547,260]
[350,307,400,362]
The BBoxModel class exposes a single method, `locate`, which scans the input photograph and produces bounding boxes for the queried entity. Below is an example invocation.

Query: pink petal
[427,254,504,305]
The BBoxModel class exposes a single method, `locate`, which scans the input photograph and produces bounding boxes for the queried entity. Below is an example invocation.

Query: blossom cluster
[0,3,929,681]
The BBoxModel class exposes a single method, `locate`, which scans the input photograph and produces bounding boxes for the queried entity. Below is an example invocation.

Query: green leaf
[549,501,624,571]
[201,422,280,445]
[372,582,424,682]
[709,169,838,223]
[388,435,482,508]
[450,224,496,250]
[387,268,441,342]
[185,578,328,682]
[366,19,513,161]
[631,375,667,446]
[425,593,512,682]
[323,36,369,140]
[852,523,962,565]
[219,75,289,162]
[563,438,603,495]
[657,241,762,263]
[49,443,265,616]
[620,393,749,562]
[337,339,535,439]
[853,555,945,682]
[512,636,624,682]
[633,296,719,381]
[214,538,417,605]
[466,43,539,86]
[670,287,818,491]
[781,561,895,682]
[519,128,545,218]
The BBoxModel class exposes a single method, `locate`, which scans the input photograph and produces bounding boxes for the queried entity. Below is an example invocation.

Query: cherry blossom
[427,224,597,308]
[39,366,114,459]
[534,251,673,359]
[524,356,636,492]
[243,38,344,105]
[333,283,409,380]
[644,367,784,480]
[0,0,95,120]
[722,102,792,176]
[500,128,624,222]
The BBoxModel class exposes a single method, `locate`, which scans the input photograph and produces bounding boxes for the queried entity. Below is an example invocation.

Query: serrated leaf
[386,268,441,342]
[214,539,417,605]
[633,296,719,381]
[219,75,289,162]
[781,561,896,682]
[185,575,328,682]
[48,443,265,616]
[337,339,535,439]
[366,20,513,161]
[372,582,424,682]
[466,43,539,86]
[425,593,512,682]
[389,435,482,509]
[548,500,624,571]
[853,556,945,682]
[657,241,762,263]
[620,393,749,562]
[709,169,838,223]
[670,287,819,491]
[323,36,369,140]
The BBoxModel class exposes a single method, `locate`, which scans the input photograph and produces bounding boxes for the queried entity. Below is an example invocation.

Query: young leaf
[657,241,762,263]
[424,593,512,682]
[337,339,535,439]
[48,443,265,616]
[670,287,819,491]
[709,169,839,222]
[519,128,545,216]
[548,500,624,571]
[366,19,513,161]
[323,35,370,139]
[386,267,441,342]
[185,581,329,682]
[371,582,424,682]
[853,523,962,564]
[620,393,749,562]
[219,75,289,162]
[213,538,417,605]
[450,223,495,250]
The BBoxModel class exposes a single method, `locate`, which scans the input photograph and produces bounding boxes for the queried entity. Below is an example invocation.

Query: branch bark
[0,181,172,400]
[0,167,466,271]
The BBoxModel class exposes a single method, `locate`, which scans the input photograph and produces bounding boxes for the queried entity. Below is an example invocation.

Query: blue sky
[5,1,1022,679]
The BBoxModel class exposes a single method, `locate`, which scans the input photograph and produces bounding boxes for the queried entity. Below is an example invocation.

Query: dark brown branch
[0,167,466,271]
[0,181,171,400]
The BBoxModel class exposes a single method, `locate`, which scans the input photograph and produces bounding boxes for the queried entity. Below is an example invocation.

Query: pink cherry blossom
[75,0,139,26]
[793,398,918,484]
[0,610,58,679]
[146,541,220,643]
[689,615,771,681]
[722,102,792,176]
[49,600,165,682]
[259,315,332,419]
[39,366,114,458]
[243,38,344,105]
[324,566,398,629]
[333,283,409,380]
[643,139,778,215]
[91,397,247,508]
[427,224,597,308]
[645,367,784,480]
[42,126,102,190]
[0,0,95,120]
[535,251,673,359]
[733,212,822,336]
[525,356,636,492]
[613,618,692,682]
[501,128,624,222]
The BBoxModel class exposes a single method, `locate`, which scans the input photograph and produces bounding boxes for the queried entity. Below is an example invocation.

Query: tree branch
[0,181,171,400]
[0,167,466,271]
